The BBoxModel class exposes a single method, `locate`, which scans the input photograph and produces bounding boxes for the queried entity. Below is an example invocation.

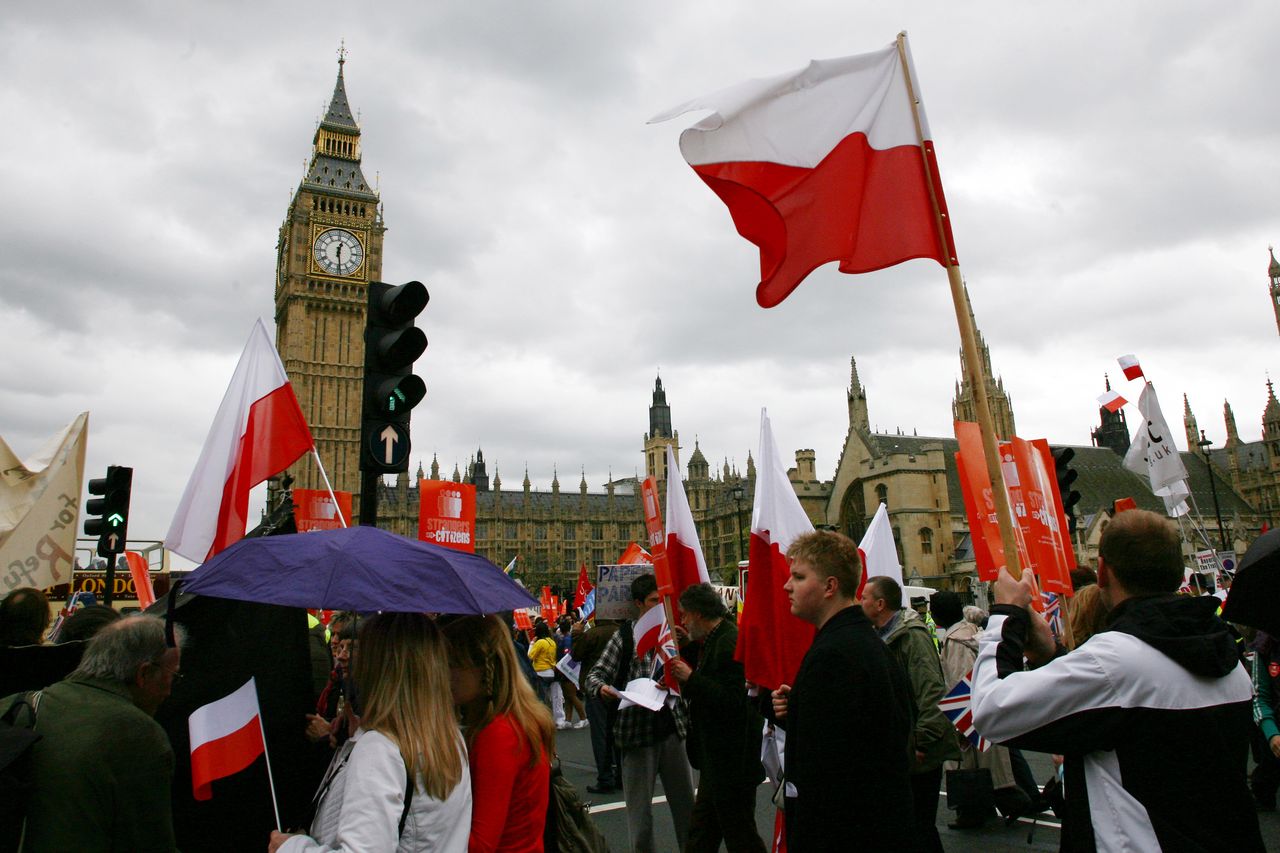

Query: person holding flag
[971,510,1265,852]
[271,613,471,853]
[584,573,694,853]
[669,583,766,853]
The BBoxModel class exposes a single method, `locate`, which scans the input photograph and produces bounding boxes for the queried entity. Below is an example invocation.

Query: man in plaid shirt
[585,573,694,852]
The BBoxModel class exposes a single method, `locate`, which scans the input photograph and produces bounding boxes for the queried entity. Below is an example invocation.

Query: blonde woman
[270,613,472,853]
[444,615,553,853]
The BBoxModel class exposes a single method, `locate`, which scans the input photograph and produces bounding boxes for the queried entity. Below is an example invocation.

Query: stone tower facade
[1091,375,1130,455]
[951,292,1017,440]
[275,55,385,502]
[643,375,680,487]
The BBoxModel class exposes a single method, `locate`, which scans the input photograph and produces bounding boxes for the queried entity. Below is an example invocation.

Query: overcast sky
[3,1,1278,556]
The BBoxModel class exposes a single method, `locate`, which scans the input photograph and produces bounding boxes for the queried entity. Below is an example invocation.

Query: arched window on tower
[875,484,888,505]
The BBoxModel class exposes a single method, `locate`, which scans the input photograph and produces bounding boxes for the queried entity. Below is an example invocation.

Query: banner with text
[417,480,476,552]
[1,413,87,594]
[292,489,353,533]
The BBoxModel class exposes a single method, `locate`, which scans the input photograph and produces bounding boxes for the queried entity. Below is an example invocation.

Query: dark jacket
[13,674,177,852]
[882,609,961,772]
[682,620,763,786]
[780,606,916,852]
[570,622,618,681]
[972,595,1265,853]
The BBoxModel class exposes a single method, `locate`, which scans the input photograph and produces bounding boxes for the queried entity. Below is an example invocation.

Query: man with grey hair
[9,613,181,852]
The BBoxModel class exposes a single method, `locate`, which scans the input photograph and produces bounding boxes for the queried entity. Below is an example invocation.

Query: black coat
[683,620,764,786]
[782,606,917,852]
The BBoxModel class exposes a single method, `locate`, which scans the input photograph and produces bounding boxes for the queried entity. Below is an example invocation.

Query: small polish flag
[1097,389,1127,412]
[1117,354,1144,381]
[189,678,267,800]
[634,602,667,658]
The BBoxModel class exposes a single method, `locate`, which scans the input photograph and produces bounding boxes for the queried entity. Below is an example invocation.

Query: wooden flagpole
[895,32,1025,581]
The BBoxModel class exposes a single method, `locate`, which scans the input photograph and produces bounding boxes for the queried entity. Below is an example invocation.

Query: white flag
[1123,382,1190,515]
[859,502,903,588]
[0,413,88,593]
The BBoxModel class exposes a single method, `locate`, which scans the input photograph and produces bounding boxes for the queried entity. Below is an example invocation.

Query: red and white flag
[573,564,593,610]
[189,677,266,800]
[1117,354,1144,382]
[664,445,711,605]
[857,502,902,598]
[634,602,668,658]
[651,37,954,308]
[616,542,653,564]
[166,320,314,562]
[735,410,816,691]
[1097,388,1127,413]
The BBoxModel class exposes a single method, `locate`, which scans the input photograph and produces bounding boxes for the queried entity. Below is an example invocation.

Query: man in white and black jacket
[970,509,1264,852]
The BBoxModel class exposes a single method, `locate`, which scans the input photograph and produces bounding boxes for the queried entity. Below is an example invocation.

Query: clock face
[313,228,364,276]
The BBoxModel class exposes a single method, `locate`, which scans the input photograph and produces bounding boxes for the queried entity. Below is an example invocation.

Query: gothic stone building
[375,377,831,589]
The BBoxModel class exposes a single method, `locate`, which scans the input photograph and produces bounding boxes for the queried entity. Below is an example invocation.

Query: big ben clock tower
[275,51,384,503]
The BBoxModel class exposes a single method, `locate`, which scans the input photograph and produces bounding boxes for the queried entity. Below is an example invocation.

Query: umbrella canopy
[182,525,538,614]
[1221,527,1280,636]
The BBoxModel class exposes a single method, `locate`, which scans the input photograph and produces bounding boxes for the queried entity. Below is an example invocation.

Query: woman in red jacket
[444,615,554,852]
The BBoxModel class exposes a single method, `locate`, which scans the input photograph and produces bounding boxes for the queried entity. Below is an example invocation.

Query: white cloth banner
[1123,382,1190,516]
[0,413,88,594]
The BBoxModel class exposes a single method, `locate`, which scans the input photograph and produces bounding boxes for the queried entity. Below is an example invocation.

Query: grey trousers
[620,732,695,852]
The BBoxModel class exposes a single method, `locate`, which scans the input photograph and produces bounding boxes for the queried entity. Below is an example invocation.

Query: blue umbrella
[181,525,538,614]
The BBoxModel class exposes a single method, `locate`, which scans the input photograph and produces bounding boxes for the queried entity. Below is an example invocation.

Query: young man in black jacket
[972,509,1265,852]
[769,531,918,852]
[670,583,766,853]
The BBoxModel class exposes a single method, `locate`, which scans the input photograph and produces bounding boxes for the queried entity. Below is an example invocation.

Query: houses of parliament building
[272,58,1278,592]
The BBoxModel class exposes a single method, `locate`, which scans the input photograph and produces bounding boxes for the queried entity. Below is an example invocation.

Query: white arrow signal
[107,533,119,551]
[380,426,400,465]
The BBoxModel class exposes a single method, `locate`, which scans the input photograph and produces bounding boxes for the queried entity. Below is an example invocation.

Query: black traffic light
[1051,447,1082,534]
[361,281,428,475]
[84,466,133,557]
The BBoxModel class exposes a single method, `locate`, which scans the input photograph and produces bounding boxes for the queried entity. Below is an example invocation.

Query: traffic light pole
[359,470,380,527]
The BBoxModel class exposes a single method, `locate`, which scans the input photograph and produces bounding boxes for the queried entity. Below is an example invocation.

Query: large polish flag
[166,320,315,563]
[651,37,954,308]
[189,678,266,800]
[857,503,903,599]
[664,444,711,605]
[735,410,816,691]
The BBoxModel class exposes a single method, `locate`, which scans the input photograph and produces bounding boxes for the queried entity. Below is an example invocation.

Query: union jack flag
[650,618,682,694]
[1042,591,1063,640]
[939,668,990,751]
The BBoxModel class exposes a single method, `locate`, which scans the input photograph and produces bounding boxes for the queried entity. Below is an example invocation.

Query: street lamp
[731,486,746,564]
[1197,430,1230,552]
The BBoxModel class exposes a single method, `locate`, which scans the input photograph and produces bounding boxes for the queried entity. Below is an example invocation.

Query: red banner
[417,481,476,552]
[955,422,1006,581]
[292,489,353,533]
[639,478,674,598]
[1023,439,1075,595]
[955,423,1076,592]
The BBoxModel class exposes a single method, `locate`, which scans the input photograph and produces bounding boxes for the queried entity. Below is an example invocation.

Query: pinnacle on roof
[1265,376,1280,424]
[1269,246,1280,277]
[322,49,360,134]
[689,439,707,465]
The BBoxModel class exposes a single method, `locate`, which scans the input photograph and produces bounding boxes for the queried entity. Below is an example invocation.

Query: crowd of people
[2,505,1277,852]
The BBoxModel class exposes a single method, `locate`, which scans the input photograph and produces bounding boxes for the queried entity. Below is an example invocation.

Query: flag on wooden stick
[650,37,955,307]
